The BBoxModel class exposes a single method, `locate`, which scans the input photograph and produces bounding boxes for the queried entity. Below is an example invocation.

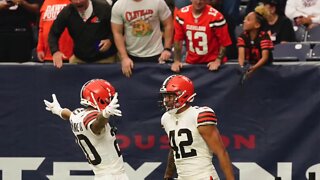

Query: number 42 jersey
[69,108,125,176]
[161,106,220,180]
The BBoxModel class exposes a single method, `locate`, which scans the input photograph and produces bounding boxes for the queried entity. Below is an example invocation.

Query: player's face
[191,0,207,12]
[243,12,259,31]
[71,0,89,13]
[162,93,177,110]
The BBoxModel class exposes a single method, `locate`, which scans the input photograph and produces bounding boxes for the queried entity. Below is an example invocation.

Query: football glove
[102,92,122,118]
[44,94,63,118]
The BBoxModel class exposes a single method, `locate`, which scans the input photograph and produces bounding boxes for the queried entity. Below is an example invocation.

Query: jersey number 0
[76,130,121,165]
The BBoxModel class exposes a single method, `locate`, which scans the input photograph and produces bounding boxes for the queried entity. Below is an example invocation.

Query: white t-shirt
[161,106,220,180]
[69,108,126,176]
[111,0,171,57]
[285,0,320,24]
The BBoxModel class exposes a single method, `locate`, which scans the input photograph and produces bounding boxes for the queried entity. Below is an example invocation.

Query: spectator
[262,0,296,44]
[49,0,117,68]
[172,0,220,17]
[160,75,235,180]
[37,0,73,63]
[173,0,220,11]
[0,0,40,62]
[237,5,274,77]
[169,0,220,63]
[285,0,320,29]
[171,0,232,72]
[43,79,129,180]
[111,0,174,78]
[246,0,287,16]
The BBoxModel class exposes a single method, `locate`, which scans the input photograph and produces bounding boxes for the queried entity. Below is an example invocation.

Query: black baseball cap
[261,0,278,5]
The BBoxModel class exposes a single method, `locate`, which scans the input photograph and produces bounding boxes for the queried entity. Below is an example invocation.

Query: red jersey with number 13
[174,5,231,64]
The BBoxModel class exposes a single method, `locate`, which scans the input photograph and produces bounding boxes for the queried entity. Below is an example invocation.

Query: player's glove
[102,92,122,118]
[164,178,174,180]
[44,94,63,118]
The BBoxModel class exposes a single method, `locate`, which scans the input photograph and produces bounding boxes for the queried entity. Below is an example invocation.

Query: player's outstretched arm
[91,93,122,134]
[164,148,176,180]
[44,94,71,120]
[198,125,235,180]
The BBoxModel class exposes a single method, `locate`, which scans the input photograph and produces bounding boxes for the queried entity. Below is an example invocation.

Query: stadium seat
[293,25,307,42]
[306,26,320,42]
[307,43,320,61]
[273,43,310,62]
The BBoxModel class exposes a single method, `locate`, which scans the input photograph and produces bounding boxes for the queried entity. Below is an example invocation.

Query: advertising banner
[0,63,319,180]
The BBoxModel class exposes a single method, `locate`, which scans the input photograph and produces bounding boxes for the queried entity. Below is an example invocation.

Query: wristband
[163,48,172,52]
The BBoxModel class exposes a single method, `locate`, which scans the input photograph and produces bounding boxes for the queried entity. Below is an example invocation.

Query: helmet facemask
[159,75,196,114]
[80,79,115,111]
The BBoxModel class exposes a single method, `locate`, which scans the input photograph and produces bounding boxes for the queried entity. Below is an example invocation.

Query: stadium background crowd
[1,0,319,68]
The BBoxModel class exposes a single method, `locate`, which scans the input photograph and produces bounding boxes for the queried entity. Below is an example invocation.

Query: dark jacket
[49,0,116,62]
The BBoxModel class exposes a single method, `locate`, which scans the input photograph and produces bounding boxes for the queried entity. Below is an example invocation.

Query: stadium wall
[0,63,319,180]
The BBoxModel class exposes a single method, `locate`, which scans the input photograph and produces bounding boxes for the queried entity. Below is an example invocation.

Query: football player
[160,75,234,180]
[44,79,129,180]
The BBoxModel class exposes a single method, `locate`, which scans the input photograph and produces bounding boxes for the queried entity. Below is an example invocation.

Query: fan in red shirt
[37,0,73,64]
[172,0,232,72]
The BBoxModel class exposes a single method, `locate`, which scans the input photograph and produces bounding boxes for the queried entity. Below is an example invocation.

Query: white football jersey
[161,106,220,180]
[69,108,126,176]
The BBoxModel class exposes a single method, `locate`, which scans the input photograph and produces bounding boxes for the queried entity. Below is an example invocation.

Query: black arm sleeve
[48,6,70,54]
[105,4,114,42]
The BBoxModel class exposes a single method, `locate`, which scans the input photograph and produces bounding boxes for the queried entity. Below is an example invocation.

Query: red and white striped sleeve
[197,106,217,126]
[83,111,99,129]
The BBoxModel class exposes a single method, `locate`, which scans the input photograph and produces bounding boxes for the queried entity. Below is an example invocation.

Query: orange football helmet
[80,79,116,111]
[160,75,196,113]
